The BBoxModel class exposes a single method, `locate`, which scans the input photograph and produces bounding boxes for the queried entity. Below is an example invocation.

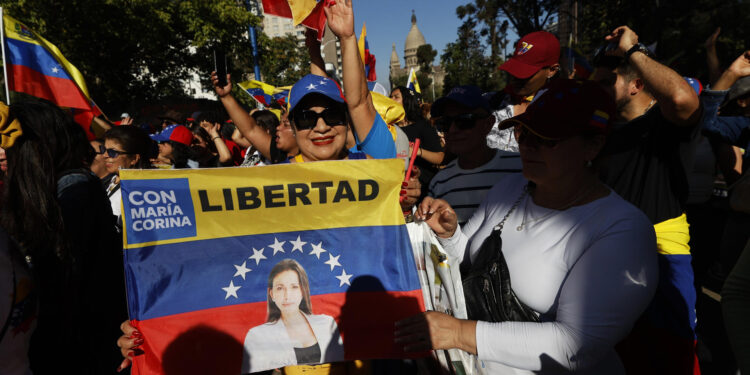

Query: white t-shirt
[439,174,658,374]
[428,150,521,225]
[0,227,36,375]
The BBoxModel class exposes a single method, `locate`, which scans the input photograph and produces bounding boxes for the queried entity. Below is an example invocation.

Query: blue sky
[351,0,466,89]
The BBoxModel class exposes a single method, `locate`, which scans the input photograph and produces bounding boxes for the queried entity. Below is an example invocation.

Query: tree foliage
[416,44,437,75]
[441,19,502,93]
[571,0,750,83]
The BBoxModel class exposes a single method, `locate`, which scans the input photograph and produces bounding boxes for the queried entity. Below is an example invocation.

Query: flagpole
[0,7,11,104]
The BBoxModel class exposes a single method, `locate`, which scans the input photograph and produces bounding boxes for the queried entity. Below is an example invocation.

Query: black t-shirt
[597,106,698,224]
[400,119,444,198]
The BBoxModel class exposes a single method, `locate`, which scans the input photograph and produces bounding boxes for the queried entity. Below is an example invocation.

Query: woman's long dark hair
[103,126,153,169]
[189,124,218,155]
[266,259,312,322]
[251,110,287,164]
[0,100,91,261]
[394,86,424,124]
[169,141,194,168]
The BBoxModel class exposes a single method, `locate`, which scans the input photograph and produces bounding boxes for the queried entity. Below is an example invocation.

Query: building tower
[404,10,426,70]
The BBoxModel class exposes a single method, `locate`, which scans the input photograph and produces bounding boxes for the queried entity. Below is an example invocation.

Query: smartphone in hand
[214,49,228,87]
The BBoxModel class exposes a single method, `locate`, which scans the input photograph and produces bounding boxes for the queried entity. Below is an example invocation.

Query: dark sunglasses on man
[292,108,347,130]
[436,113,490,130]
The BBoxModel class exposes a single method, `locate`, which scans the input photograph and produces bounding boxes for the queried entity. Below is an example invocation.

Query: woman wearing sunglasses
[398,80,659,374]
[103,126,153,228]
[90,139,115,185]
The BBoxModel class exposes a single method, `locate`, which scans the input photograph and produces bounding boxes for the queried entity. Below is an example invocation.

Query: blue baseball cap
[431,85,491,117]
[288,74,346,113]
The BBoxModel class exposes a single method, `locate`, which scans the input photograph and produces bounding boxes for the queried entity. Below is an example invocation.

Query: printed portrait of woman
[242,259,344,372]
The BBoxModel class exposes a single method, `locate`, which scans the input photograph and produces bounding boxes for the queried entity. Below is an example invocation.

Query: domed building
[389,11,445,95]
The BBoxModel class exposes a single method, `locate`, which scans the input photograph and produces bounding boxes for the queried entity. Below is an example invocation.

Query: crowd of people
[0,0,749,374]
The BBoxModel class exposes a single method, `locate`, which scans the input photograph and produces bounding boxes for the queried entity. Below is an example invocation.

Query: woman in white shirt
[396,80,659,374]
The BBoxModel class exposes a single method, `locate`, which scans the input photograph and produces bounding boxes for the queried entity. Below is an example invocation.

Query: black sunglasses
[293,108,347,130]
[513,125,562,148]
[438,113,488,130]
[93,144,106,155]
[105,148,134,158]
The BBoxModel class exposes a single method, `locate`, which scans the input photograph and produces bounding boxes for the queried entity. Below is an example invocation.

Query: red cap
[499,79,616,140]
[169,125,193,146]
[499,31,560,79]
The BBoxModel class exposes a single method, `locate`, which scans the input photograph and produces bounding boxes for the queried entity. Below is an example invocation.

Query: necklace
[516,183,600,231]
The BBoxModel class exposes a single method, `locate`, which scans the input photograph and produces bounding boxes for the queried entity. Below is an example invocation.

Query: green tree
[571,0,750,83]
[495,0,560,37]
[256,34,311,87]
[457,0,502,65]
[416,44,437,75]
[441,19,499,93]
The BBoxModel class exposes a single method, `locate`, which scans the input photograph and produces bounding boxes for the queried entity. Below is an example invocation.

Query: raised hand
[727,50,750,78]
[324,0,354,39]
[604,26,639,57]
[705,27,721,50]
[211,71,232,98]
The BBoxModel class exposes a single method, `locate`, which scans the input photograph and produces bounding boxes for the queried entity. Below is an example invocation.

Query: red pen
[400,138,420,204]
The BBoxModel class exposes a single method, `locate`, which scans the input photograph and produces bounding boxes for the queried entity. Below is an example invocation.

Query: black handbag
[461,189,540,323]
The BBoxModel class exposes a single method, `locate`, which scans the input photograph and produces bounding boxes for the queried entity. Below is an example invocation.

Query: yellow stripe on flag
[120,159,406,248]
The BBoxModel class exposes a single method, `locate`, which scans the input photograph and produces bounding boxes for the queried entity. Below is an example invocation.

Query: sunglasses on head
[105,148,134,158]
[513,125,563,148]
[293,108,347,130]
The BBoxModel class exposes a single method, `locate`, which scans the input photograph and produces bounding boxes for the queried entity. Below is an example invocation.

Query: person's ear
[547,63,560,78]
[631,78,645,96]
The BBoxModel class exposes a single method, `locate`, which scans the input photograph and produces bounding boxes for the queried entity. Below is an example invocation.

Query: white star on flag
[290,236,306,253]
[233,261,252,280]
[269,238,286,255]
[318,80,328,85]
[51,66,59,73]
[306,83,317,90]
[249,247,266,265]
[325,253,341,271]
[222,280,241,299]
[310,242,327,259]
[335,269,353,287]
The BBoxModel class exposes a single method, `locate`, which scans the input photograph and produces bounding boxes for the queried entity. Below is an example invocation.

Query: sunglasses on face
[93,144,106,155]
[438,113,488,130]
[105,148,133,158]
[293,108,347,130]
[513,125,562,148]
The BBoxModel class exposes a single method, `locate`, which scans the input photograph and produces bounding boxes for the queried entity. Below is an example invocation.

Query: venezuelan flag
[261,0,331,40]
[406,68,420,94]
[2,14,98,110]
[357,23,377,82]
[2,13,102,136]
[238,80,277,107]
[120,160,425,375]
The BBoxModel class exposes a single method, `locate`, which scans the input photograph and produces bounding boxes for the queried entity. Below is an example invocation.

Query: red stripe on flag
[261,0,293,18]
[301,0,329,40]
[7,63,91,109]
[130,290,425,375]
